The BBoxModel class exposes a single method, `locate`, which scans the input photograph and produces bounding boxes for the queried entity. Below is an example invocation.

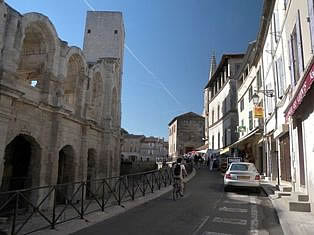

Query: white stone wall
[303,104,314,202]
[282,0,313,195]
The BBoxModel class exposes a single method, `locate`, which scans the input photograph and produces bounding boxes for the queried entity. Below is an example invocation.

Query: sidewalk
[261,181,314,235]
[30,169,196,235]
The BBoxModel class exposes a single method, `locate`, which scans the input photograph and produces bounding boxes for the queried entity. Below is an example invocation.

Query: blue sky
[5,0,263,139]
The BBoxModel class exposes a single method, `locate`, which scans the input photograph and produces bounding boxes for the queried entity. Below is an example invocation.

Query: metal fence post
[151,173,154,193]
[80,182,84,219]
[118,178,122,205]
[157,171,161,190]
[142,175,145,197]
[101,179,105,211]
[10,193,19,235]
[131,175,135,200]
[51,186,56,229]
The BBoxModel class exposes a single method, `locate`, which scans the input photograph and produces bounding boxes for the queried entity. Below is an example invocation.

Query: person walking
[173,158,188,196]
[209,153,214,171]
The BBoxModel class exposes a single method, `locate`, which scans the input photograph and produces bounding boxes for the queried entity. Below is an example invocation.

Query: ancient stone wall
[0,2,124,193]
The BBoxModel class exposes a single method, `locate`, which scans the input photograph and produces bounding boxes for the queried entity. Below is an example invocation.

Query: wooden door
[279,133,291,182]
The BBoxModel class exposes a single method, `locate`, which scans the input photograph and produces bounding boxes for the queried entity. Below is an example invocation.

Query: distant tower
[208,51,217,80]
[83,11,125,63]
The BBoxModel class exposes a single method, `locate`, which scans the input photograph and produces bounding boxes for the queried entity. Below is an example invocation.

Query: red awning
[285,61,314,121]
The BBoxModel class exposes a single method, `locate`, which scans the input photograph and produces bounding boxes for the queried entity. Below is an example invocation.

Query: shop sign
[254,106,264,119]
[285,62,314,121]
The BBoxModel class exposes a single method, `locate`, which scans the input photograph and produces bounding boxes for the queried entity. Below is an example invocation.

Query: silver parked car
[224,162,261,192]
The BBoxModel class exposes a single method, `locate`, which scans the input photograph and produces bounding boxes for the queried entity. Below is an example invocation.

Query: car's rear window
[230,164,249,171]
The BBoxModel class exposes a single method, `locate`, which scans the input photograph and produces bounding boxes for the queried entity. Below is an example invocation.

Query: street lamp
[252,89,279,189]
[252,89,275,106]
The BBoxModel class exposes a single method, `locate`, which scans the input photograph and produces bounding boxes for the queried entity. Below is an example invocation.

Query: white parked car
[224,162,261,192]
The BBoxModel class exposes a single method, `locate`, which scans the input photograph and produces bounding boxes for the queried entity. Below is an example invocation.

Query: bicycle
[172,178,181,200]
[172,178,186,200]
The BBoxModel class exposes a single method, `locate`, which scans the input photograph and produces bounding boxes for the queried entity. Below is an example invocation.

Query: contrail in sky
[124,44,183,107]
[82,0,184,108]
[83,0,95,11]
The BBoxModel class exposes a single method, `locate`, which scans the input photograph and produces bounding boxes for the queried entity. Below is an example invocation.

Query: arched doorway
[86,149,96,198]
[1,134,41,192]
[56,145,75,204]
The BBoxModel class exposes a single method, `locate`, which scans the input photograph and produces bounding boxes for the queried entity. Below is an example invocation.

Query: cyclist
[173,158,188,196]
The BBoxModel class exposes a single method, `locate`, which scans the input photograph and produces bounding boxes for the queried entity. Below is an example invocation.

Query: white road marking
[202,232,232,235]
[219,207,248,213]
[226,193,248,198]
[249,196,259,235]
[213,217,247,225]
[192,216,210,235]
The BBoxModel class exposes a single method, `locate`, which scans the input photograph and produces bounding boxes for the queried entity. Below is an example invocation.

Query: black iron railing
[0,164,193,235]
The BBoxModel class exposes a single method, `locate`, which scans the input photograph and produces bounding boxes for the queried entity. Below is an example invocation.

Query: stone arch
[86,148,97,198]
[64,49,86,114]
[56,145,76,204]
[1,134,41,192]
[88,71,104,120]
[17,13,59,88]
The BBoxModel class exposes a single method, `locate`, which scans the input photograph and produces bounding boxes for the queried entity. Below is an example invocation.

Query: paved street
[72,169,283,235]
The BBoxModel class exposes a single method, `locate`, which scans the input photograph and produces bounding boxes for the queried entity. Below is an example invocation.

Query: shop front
[228,128,264,174]
[285,57,314,199]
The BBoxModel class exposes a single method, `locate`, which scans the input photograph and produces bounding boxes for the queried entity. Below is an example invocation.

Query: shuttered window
[289,10,304,85]
[275,56,286,98]
[273,9,280,43]
[256,68,262,89]
[249,111,253,131]
[240,98,244,112]
[307,0,314,51]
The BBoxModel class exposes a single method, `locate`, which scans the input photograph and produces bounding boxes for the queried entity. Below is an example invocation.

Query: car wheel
[224,186,229,192]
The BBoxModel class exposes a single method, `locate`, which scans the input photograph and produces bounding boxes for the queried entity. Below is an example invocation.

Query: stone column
[80,126,88,182]
[0,113,10,188]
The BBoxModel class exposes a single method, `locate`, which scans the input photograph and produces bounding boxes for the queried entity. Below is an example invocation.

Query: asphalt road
[72,168,283,235]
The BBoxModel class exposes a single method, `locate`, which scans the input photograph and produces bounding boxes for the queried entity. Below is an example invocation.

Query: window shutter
[273,10,280,43]
[296,10,304,74]
[266,84,273,114]
[277,57,285,98]
[288,39,295,86]
[249,111,253,131]
[308,0,314,52]
[280,57,286,96]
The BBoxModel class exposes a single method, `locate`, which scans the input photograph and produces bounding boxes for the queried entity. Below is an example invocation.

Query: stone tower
[203,51,217,145]
[83,11,125,63]
[208,51,217,80]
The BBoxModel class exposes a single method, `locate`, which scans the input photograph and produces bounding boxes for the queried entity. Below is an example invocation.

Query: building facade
[168,112,205,159]
[120,131,168,162]
[140,137,168,162]
[204,54,244,151]
[232,41,266,173]
[120,131,144,162]
[283,0,314,201]
[232,0,314,207]
[0,2,124,195]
